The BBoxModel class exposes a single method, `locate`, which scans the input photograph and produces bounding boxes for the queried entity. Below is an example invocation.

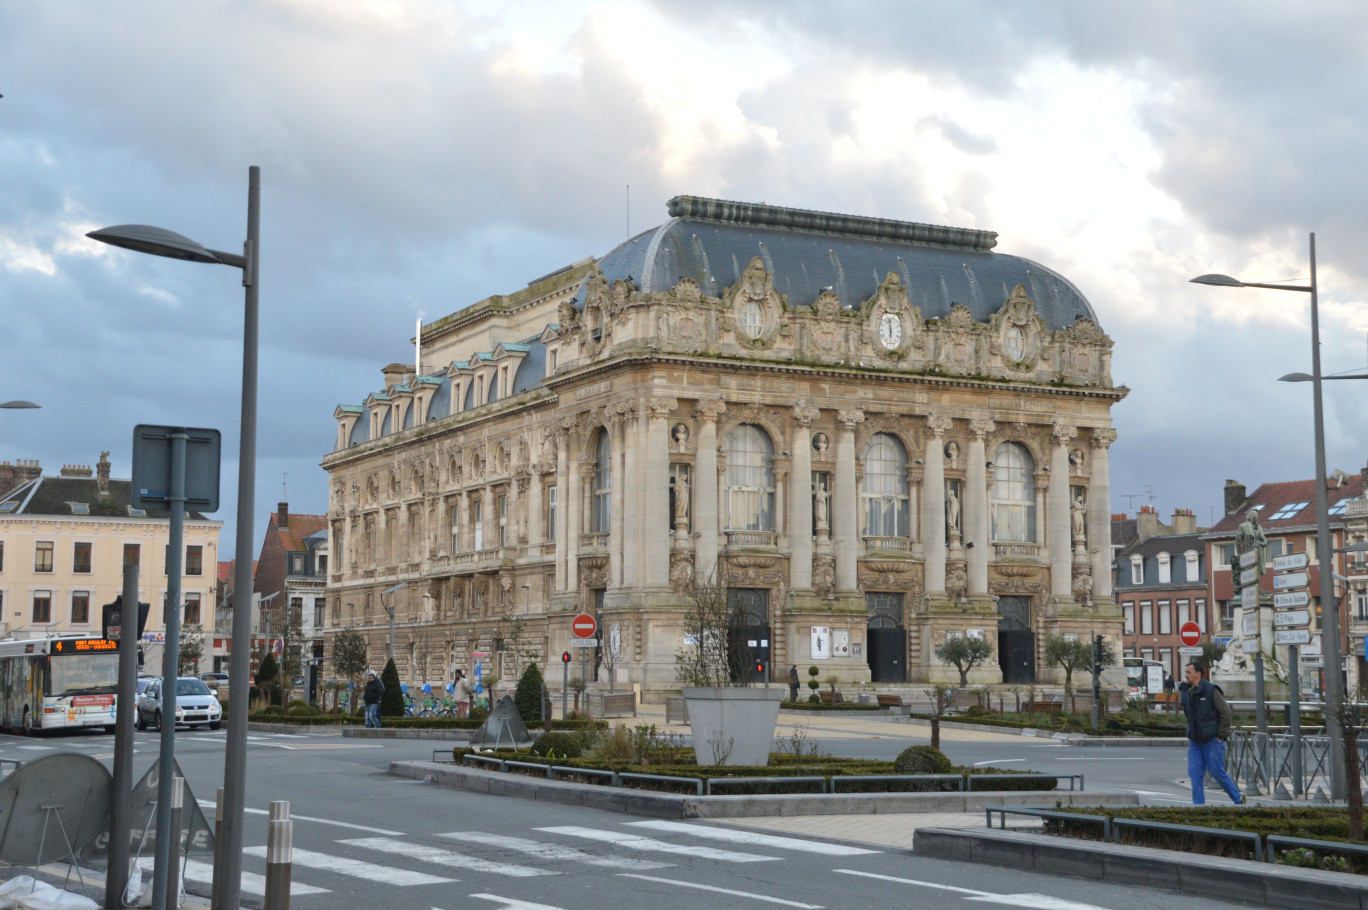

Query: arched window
[990,442,1036,542]
[724,425,775,531]
[861,433,909,538]
[591,430,612,533]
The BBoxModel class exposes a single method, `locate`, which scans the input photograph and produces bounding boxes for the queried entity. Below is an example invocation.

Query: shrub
[964,705,991,717]
[531,731,583,759]
[379,659,404,717]
[287,705,314,718]
[893,745,953,774]
[287,699,312,714]
[515,663,545,726]
[589,725,634,762]
[259,704,284,717]
[807,693,821,704]
[468,704,490,723]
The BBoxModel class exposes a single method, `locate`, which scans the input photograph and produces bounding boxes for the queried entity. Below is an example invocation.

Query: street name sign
[1239,566,1259,586]
[1274,628,1312,645]
[1273,591,1310,608]
[1241,584,1260,606]
[1240,549,1259,568]
[1242,611,1259,636]
[1274,552,1309,571]
[1273,571,1309,590]
[1273,609,1311,627]
[568,638,598,648]
[1242,637,1261,651]
[1179,646,1204,658]
[1179,621,1202,647]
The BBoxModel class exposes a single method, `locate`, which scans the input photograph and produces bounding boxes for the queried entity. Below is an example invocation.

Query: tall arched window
[861,433,909,538]
[724,425,775,531]
[991,442,1036,542]
[591,429,612,533]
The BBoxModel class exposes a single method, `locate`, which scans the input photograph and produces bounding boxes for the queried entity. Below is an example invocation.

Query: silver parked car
[136,676,223,731]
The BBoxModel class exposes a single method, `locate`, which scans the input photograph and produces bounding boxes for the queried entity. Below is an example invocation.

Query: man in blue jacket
[1178,661,1244,805]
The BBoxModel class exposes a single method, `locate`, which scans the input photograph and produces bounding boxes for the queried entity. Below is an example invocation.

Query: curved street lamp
[87,167,260,910]
[1191,232,1348,801]
[0,400,40,409]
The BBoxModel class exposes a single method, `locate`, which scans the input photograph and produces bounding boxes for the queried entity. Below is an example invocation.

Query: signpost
[1179,621,1201,648]
[571,613,597,708]
[1272,548,1310,797]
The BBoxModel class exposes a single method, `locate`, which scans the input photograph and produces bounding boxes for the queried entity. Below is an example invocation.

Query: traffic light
[562,651,571,663]
[1093,634,1106,677]
[755,661,765,676]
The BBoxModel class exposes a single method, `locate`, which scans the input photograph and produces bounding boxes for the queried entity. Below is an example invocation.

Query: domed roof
[591,196,1099,331]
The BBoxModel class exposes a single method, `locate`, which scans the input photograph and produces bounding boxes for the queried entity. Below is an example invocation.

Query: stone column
[1049,420,1076,599]
[922,414,951,595]
[1089,428,1117,597]
[565,433,581,592]
[694,400,726,584]
[527,468,543,548]
[555,429,569,592]
[966,418,995,595]
[617,403,639,587]
[835,408,864,592]
[646,397,676,589]
[789,404,819,592]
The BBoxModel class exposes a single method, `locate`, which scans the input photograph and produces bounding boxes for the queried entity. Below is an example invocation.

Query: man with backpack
[1178,661,1244,805]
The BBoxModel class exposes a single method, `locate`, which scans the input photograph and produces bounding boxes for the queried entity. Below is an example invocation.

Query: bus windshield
[45,653,120,697]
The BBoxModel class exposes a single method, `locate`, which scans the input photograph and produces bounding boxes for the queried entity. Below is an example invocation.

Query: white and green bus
[0,636,120,733]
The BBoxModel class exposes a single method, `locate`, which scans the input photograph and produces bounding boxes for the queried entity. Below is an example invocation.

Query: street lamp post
[380,582,407,663]
[87,166,262,909]
[1191,232,1348,800]
[0,400,40,409]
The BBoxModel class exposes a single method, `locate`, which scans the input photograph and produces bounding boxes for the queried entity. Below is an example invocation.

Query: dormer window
[68,502,90,515]
[1185,549,1200,580]
[1157,552,1171,584]
[1129,554,1143,584]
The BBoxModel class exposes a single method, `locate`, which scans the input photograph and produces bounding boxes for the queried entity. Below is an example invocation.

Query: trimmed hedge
[248,712,607,732]
[780,702,882,711]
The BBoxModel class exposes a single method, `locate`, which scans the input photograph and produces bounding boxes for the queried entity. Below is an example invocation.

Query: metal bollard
[264,818,292,910]
[166,777,183,910]
[268,800,289,822]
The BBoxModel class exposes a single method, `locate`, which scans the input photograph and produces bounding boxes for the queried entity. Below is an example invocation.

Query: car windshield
[176,679,212,696]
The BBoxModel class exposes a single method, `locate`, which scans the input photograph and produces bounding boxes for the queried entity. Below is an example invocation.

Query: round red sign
[571,613,597,638]
[1179,621,1201,647]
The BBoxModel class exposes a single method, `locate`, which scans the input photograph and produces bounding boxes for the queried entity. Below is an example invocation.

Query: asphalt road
[0,725,1252,910]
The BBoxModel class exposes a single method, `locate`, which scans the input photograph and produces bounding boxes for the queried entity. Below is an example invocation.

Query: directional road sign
[1273,609,1311,628]
[1274,552,1309,571]
[1179,621,1201,647]
[1242,611,1259,636]
[1240,549,1259,568]
[1274,628,1312,646]
[1273,571,1309,590]
[1274,591,1310,609]
[1239,566,1259,586]
[1241,584,1260,605]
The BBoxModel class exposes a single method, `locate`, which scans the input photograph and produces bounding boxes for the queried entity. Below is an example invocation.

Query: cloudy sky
[4,0,1368,558]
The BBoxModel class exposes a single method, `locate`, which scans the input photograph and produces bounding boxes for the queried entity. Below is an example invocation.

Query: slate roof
[1111,517,1139,551]
[0,475,215,521]
[1128,532,1205,559]
[1208,477,1364,535]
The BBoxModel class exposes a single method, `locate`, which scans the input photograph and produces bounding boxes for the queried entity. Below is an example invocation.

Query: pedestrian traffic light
[562,651,571,663]
[1093,634,1106,677]
[755,661,765,676]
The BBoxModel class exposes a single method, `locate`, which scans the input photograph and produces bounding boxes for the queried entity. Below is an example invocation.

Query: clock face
[1005,325,1026,361]
[879,313,902,349]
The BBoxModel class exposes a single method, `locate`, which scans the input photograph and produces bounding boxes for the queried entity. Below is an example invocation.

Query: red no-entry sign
[1179,621,1201,647]
[572,613,597,639]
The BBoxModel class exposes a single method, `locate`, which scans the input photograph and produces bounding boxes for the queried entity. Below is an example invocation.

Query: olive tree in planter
[674,569,783,766]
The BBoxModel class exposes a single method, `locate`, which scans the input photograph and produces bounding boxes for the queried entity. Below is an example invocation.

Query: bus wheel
[21,707,32,735]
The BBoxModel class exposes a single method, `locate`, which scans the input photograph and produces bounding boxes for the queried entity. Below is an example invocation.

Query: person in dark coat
[363,670,385,728]
[788,665,800,702]
[1178,661,1243,805]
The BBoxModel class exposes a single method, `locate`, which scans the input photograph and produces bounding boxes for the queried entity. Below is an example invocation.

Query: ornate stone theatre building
[322,196,1125,690]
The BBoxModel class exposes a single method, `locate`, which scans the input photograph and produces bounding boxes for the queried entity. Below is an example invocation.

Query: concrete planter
[682,686,784,766]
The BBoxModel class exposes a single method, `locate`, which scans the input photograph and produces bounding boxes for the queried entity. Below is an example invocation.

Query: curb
[896,716,1186,745]
[389,760,1140,818]
[913,827,1368,910]
[343,727,475,741]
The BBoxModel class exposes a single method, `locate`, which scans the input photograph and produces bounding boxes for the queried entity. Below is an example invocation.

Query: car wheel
[210,721,222,731]
[104,725,117,735]
[21,707,32,735]
[154,710,162,731]
[136,710,147,731]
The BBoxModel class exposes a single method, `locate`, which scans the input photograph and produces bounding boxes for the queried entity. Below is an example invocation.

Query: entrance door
[728,588,770,683]
[866,593,905,683]
[996,596,1035,684]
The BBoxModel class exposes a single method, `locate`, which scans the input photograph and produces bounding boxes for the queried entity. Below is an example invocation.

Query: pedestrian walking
[454,670,473,719]
[1178,661,1243,805]
[363,670,385,728]
[788,665,800,702]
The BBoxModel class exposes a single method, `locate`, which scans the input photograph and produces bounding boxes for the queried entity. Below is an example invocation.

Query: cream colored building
[0,454,222,670]
[323,196,1126,691]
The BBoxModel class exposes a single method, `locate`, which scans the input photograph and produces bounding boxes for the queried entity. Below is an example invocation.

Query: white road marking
[1058,757,1144,761]
[244,846,453,886]
[619,873,824,908]
[212,804,404,836]
[973,759,1025,766]
[536,826,777,863]
[834,870,1109,909]
[138,857,329,896]
[467,894,569,910]
[341,837,551,877]
[626,821,877,856]
[16,745,54,751]
[439,831,671,870]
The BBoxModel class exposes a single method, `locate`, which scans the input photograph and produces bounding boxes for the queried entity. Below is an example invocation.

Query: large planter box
[682,686,784,766]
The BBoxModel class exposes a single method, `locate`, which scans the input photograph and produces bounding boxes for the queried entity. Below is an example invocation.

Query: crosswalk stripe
[626,821,879,856]
[619,873,825,908]
[340,837,551,877]
[469,893,569,910]
[138,857,329,896]
[244,846,453,886]
[535,826,777,863]
[438,832,671,871]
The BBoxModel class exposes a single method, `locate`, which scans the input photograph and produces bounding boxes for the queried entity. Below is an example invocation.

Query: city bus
[0,636,120,733]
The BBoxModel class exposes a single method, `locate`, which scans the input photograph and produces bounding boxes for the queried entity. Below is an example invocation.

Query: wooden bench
[876,694,909,711]
[591,691,637,718]
[1023,700,1062,716]
[819,691,845,705]
[665,695,689,724]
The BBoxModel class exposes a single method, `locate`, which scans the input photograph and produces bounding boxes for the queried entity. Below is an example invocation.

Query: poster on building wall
[810,626,830,660]
[833,629,850,657]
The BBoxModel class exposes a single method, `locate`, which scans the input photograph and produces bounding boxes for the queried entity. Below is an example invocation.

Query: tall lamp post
[380,582,407,662]
[1191,231,1347,800]
[87,166,261,909]
[0,400,40,409]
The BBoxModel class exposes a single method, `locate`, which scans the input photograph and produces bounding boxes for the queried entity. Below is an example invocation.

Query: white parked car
[136,676,222,731]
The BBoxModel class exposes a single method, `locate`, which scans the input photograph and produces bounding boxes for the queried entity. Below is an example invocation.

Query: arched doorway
[997,595,1035,684]
[866,592,905,682]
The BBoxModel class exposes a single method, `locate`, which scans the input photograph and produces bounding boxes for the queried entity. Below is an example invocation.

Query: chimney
[277,502,289,529]
[1136,505,1162,543]
[96,451,111,495]
[60,464,93,477]
[1224,479,1246,517]
[0,458,42,494]
[1172,508,1197,535]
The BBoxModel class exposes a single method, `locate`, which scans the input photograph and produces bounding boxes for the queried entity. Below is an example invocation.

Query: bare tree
[673,567,752,688]
[1326,692,1365,838]
[924,685,955,750]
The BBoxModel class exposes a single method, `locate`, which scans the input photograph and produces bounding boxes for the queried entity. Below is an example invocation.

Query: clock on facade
[878,312,902,349]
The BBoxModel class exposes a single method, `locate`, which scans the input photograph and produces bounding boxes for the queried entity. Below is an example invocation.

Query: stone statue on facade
[945,482,961,536]
[812,433,830,456]
[672,423,689,451]
[1071,492,1087,551]
[815,477,830,531]
[673,475,690,530]
[944,440,960,470]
